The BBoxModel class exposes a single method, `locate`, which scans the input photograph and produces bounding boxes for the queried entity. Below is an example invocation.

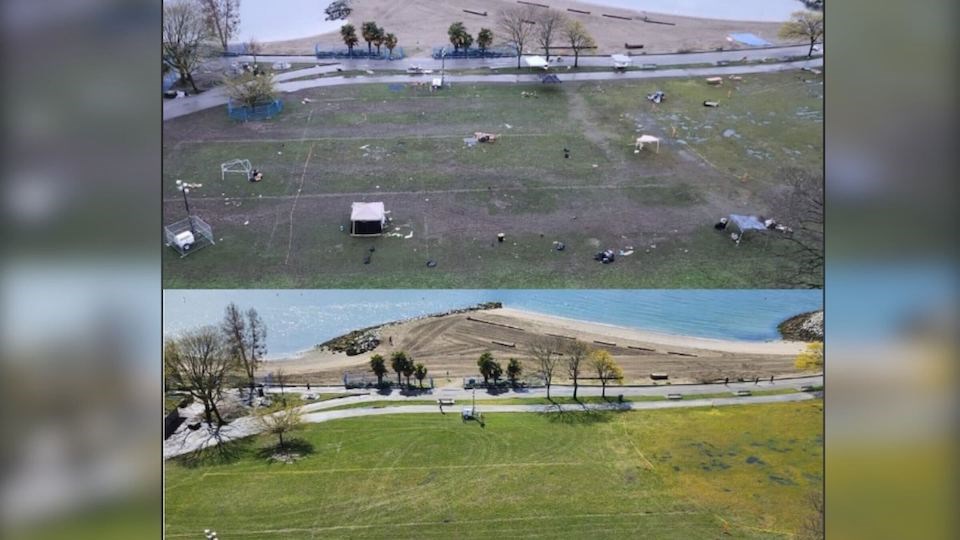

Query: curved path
[164,375,822,459]
[163,53,822,120]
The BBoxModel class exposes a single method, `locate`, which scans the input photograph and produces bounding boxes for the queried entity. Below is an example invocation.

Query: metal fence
[432,47,516,59]
[315,46,405,60]
[227,99,283,121]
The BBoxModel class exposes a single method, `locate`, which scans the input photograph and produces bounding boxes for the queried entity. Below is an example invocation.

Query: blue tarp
[729,214,767,232]
[728,33,772,47]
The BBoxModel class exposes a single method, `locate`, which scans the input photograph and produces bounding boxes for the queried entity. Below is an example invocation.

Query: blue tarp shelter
[728,214,768,245]
[727,33,773,47]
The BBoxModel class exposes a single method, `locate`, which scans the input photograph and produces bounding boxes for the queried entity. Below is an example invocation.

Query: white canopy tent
[524,55,549,69]
[350,202,386,236]
[634,135,661,153]
[727,214,767,245]
[611,54,632,69]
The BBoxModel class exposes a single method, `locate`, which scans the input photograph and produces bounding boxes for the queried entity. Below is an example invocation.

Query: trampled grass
[163,71,821,288]
[165,401,822,538]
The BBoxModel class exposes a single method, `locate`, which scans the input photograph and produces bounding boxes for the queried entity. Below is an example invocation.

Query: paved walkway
[163,54,822,120]
[164,375,822,458]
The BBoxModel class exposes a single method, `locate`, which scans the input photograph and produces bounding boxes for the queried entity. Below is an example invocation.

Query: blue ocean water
[163,290,822,358]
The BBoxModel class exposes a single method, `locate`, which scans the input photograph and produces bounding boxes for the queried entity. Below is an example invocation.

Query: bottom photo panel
[163,290,823,539]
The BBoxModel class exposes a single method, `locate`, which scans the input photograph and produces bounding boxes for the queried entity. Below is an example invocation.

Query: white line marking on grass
[284,109,316,265]
[200,460,629,477]
[164,510,703,537]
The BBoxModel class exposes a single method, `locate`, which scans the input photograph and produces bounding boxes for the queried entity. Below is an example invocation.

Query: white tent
[350,202,386,236]
[524,55,549,69]
[727,214,767,245]
[611,54,632,69]
[634,135,661,153]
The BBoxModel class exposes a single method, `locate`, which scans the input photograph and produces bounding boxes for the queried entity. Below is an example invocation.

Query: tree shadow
[174,433,255,469]
[254,437,316,462]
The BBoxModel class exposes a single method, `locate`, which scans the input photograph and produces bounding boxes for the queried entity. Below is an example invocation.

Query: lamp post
[176,179,196,235]
[440,47,446,87]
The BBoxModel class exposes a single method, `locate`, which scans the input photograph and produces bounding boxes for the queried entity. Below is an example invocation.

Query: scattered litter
[365,69,375,75]
[359,144,370,150]
[705,77,723,85]
[243,220,249,225]
[553,241,566,251]
[463,137,478,147]
[594,249,616,264]
[277,151,283,155]
[521,91,538,98]
[722,129,738,138]
[475,132,499,143]
[728,75,743,81]
[404,231,413,239]
[618,247,634,256]
[426,260,437,268]
[703,100,720,107]
[504,123,512,129]
[301,97,313,104]
[592,164,598,168]
[646,90,665,104]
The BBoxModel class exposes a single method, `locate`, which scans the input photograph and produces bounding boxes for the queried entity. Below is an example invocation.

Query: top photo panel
[162,0,823,289]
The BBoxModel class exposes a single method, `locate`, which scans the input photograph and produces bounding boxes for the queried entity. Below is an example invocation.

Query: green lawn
[163,71,821,288]
[165,401,822,538]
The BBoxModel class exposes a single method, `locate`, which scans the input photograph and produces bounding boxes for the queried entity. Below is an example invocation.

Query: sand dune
[261,0,786,56]
[260,307,811,385]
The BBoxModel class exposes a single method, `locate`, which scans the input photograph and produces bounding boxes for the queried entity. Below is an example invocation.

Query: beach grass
[163,71,821,288]
[165,400,822,538]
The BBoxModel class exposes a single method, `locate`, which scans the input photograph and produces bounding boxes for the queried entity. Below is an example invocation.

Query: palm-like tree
[340,24,358,55]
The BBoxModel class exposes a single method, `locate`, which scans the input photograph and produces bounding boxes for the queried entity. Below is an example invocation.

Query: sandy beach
[259,307,811,384]
[260,0,788,56]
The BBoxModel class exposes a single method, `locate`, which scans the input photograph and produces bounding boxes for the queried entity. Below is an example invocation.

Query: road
[164,375,822,459]
[163,52,822,120]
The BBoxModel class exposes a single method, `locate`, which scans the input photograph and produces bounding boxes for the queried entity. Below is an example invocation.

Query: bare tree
[162,0,212,93]
[257,402,303,452]
[199,0,240,53]
[565,340,589,400]
[498,6,537,69]
[564,19,595,67]
[529,337,563,399]
[223,70,277,107]
[246,37,262,66]
[775,167,823,288]
[221,303,267,394]
[779,10,824,57]
[169,326,230,426]
[535,9,566,61]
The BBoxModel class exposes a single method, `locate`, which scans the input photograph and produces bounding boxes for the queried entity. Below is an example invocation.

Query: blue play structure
[315,45,405,60]
[227,99,283,121]
[431,47,516,59]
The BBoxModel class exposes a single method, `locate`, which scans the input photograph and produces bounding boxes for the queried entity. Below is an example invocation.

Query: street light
[176,179,197,235]
[440,47,446,87]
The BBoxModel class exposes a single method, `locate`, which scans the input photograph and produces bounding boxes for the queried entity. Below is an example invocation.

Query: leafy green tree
[779,10,824,57]
[794,342,824,371]
[372,25,386,55]
[590,349,624,398]
[340,24,359,55]
[489,360,503,385]
[564,19,595,67]
[448,22,470,52]
[506,358,523,386]
[390,351,408,387]
[402,358,416,387]
[414,363,428,388]
[370,354,387,385]
[477,352,495,384]
[361,21,380,54]
[384,33,398,57]
[477,28,494,52]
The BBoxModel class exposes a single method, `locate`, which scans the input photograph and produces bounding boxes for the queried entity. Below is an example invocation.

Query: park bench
[666,393,683,400]
[734,390,752,397]
[650,373,669,381]
[437,398,456,406]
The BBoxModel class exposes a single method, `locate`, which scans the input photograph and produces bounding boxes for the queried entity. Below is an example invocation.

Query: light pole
[176,179,196,235]
[440,47,446,87]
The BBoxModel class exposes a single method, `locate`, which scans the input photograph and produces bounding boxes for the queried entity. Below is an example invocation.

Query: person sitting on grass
[250,169,263,182]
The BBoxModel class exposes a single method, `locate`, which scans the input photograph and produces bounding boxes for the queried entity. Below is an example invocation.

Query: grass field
[163,71,822,288]
[165,401,822,538]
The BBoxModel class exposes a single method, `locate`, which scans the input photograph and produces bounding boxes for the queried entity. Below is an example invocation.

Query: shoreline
[263,304,811,367]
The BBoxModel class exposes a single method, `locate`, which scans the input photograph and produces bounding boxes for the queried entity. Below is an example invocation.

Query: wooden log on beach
[603,14,632,21]
[517,0,549,7]
[593,340,617,347]
[546,333,576,340]
[628,345,656,352]
[492,340,516,348]
[466,316,524,331]
[624,43,645,49]
[667,351,698,357]
[463,9,487,17]
[567,8,590,14]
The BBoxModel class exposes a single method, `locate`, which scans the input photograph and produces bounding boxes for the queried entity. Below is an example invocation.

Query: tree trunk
[545,47,550,61]
[367,42,372,54]
[202,398,213,425]
[278,431,284,451]
[574,50,579,68]
[601,380,606,398]
[210,400,224,426]
[397,373,402,386]
[545,382,551,399]
[187,73,199,93]
[573,378,578,400]
[808,38,815,57]
[517,49,522,69]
